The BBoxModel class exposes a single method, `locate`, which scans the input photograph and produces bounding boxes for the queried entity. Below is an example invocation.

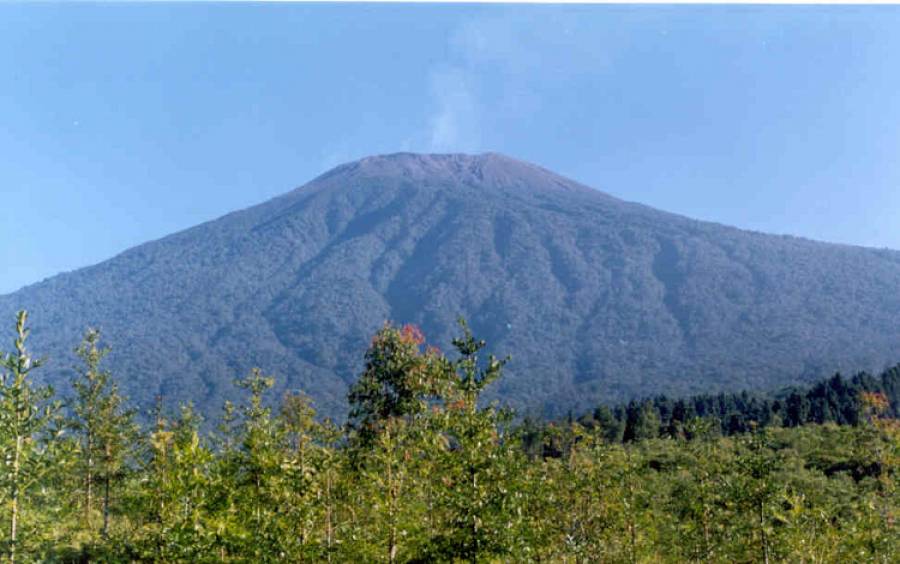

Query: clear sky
[2,4,900,295]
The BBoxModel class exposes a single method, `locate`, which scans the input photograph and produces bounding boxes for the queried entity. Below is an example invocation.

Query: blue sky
[2,4,900,295]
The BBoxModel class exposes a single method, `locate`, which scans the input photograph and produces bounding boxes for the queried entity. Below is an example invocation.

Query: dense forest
[0,310,897,562]
[541,365,900,450]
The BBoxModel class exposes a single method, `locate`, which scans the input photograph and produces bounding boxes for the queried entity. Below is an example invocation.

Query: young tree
[0,311,63,562]
[69,328,138,541]
[851,391,900,557]
[344,323,450,561]
[664,418,732,562]
[347,323,451,446]
[350,415,423,563]
[729,426,785,563]
[215,368,285,560]
[135,403,216,561]
[426,319,525,562]
[275,391,343,561]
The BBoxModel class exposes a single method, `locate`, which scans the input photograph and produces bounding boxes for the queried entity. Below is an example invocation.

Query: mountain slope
[3,153,900,419]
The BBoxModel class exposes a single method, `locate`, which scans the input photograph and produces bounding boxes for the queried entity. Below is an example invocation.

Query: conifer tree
[593,404,626,443]
[623,400,661,442]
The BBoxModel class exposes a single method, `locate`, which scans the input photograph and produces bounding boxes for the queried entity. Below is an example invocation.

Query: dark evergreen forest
[555,367,900,446]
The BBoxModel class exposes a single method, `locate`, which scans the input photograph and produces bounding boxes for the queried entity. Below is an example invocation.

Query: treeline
[552,366,900,448]
[0,311,897,562]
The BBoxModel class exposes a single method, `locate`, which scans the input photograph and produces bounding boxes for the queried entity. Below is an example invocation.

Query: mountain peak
[315,152,596,196]
[3,153,900,421]
[356,151,527,170]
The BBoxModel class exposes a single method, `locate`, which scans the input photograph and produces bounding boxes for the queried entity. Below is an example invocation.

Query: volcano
[3,153,899,419]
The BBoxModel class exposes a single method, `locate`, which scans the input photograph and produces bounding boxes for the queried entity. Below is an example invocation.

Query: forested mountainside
[2,153,900,419]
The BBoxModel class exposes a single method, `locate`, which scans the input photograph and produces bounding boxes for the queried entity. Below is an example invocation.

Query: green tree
[0,311,64,562]
[729,426,786,563]
[274,391,344,561]
[350,415,425,563]
[664,418,733,562]
[212,368,288,560]
[623,401,661,442]
[135,403,216,561]
[69,328,138,542]
[593,404,625,443]
[425,319,525,562]
[347,323,451,446]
